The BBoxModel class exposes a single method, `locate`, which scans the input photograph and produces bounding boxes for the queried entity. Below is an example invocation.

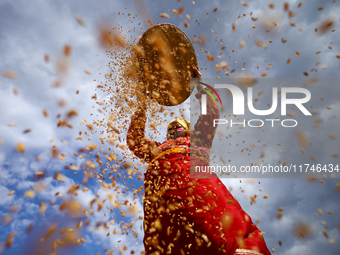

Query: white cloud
[1,0,340,254]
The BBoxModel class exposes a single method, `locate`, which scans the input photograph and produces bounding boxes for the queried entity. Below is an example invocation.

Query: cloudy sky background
[0,0,340,254]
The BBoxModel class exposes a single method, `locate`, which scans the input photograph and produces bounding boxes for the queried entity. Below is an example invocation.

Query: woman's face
[167,122,185,140]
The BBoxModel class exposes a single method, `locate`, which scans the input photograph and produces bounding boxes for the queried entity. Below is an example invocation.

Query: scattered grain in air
[255,40,267,48]
[295,51,300,56]
[242,1,249,7]
[43,110,48,117]
[44,54,49,62]
[160,13,170,18]
[287,111,296,117]
[317,19,335,35]
[307,77,319,84]
[293,222,313,238]
[52,147,58,158]
[2,214,13,225]
[309,110,319,115]
[283,2,289,11]
[206,55,214,61]
[310,156,317,162]
[13,87,18,95]
[23,129,31,134]
[318,7,324,10]
[276,213,283,220]
[5,233,17,248]
[8,123,16,127]
[8,190,15,196]
[3,70,17,79]
[85,70,91,75]
[239,41,245,48]
[213,7,218,12]
[75,15,85,26]
[319,180,325,184]
[328,133,337,140]
[64,45,71,57]
[232,23,236,32]
[288,11,295,18]
[39,201,48,215]
[16,142,25,153]
[34,183,46,192]
[329,239,335,244]
[296,130,311,148]
[24,190,36,198]
[99,26,125,49]
[298,3,302,8]
[336,55,340,59]
[331,154,339,157]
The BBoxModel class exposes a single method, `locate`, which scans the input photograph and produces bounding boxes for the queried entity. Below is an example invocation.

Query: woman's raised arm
[126,106,160,163]
[192,84,221,149]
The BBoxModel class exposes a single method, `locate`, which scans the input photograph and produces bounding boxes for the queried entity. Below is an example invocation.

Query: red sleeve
[126,107,161,163]
[192,87,220,149]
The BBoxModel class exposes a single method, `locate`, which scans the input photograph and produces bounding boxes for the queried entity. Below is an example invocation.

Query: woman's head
[167,118,190,140]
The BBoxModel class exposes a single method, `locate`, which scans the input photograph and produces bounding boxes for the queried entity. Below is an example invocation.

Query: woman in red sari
[127,77,271,255]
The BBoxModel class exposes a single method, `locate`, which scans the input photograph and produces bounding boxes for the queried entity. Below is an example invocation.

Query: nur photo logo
[198,81,312,128]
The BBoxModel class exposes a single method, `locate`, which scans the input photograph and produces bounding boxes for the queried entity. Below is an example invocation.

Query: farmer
[126,24,270,255]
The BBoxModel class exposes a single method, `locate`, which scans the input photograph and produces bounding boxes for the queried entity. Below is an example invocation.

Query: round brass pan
[137,23,198,106]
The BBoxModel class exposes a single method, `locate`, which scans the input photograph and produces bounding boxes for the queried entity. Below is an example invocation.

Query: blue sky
[0,0,340,254]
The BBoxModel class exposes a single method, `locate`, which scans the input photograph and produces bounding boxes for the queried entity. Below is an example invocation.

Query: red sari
[127,93,271,255]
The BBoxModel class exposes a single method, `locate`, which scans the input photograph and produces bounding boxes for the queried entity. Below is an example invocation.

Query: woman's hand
[195,82,207,99]
[192,65,205,99]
